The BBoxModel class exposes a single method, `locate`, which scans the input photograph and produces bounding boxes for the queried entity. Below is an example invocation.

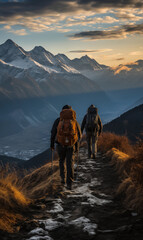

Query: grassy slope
[99,132,143,212]
[0,159,60,233]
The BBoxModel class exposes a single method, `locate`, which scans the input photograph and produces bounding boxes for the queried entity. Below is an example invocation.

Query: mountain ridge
[104,103,143,142]
[0,39,106,100]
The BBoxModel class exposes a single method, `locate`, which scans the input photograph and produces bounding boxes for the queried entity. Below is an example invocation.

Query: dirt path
[4,148,143,240]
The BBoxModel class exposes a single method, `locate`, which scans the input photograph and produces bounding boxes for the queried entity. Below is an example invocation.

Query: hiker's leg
[87,133,92,158]
[66,146,75,187]
[57,145,66,182]
[95,134,98,154]
[92,134,98,158]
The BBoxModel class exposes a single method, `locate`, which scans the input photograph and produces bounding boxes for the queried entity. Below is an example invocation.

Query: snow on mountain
[55,54,71,64]
[70,55,108,71]
[0,39,25,59]
[60,64,79,73]
[29,46,59,66]
[0,39,104,97]
[0,40,108,75]
[0,40,82,76]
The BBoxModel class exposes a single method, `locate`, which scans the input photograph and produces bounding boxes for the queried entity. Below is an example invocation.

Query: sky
[0,0,143,66]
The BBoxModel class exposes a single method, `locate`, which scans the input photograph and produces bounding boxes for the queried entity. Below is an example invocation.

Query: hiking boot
[92,154,96,159]
[88,154,92,159]
[67,184,72,190]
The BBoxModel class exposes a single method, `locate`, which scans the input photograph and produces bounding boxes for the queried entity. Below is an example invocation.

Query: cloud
[0,0,143,36]
[3,25,27,35]
[115,12,143,21]
[129,51,143,55]
[69,49,112,53]
[65,15,119,28]
[116,57,125,61]
[0,10,119,34]
[77,0,143,9]
[3,25,11,29]
[1,15,68,32]
[69,23,143,40]
[112,65,132,74]
[0,0,143,21]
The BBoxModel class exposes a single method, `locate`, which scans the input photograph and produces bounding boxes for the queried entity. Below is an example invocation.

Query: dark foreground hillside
[104,104,143,142]
[1,148,143,240]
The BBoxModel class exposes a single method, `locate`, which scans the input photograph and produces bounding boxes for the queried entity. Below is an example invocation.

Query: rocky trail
[2,148,143,240]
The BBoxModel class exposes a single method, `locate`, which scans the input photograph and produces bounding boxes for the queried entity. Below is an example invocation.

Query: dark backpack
[86,107,98,133]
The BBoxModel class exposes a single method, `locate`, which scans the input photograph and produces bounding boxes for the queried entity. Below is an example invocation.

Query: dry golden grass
[106,140,143,213]
[21,160,61,199]
[98,132,133,155]
[106,148,130,176]
[0,159,61,233]
[0,167,30,233]
[0,211,23,233]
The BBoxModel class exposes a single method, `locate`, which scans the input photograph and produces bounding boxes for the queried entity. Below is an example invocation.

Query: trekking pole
[76,144,80,183]
[51,149,54,193]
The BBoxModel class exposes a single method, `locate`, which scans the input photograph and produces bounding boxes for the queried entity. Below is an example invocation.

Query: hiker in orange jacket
[50,105,81,190]
[81,105,102,159]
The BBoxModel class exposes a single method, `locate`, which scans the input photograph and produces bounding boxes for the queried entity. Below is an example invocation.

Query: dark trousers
[86,133,98,157]
[57,144,75,185]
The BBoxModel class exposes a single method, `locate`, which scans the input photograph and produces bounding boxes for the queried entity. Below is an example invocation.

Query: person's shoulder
[53,117,60,125]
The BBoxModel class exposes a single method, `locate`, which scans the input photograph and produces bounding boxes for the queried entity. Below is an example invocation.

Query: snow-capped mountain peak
[32,46,46,53]
[0,39,29,66]
[55,54,71,64]
[3,39,17,48]
[29,46,58,67]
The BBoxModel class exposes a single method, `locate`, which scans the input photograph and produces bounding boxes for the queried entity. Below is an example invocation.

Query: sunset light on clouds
[0,0,143,66]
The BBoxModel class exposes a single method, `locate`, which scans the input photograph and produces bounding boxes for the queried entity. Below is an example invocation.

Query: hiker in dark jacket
[81,104,102,159]
[50,105,82,190]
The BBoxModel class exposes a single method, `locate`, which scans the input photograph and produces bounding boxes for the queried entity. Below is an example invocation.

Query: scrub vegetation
[98,132,143,212]
[0,161,60,233]
[0,168,30,233]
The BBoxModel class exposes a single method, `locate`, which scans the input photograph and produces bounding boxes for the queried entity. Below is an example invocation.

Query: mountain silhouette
[104,104,143,142]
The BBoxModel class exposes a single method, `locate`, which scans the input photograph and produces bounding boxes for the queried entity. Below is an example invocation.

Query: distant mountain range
[0,39,105,99]
[104,104,143,142]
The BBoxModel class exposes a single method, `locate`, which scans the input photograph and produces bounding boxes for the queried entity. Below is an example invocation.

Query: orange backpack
[57,109,78,146]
